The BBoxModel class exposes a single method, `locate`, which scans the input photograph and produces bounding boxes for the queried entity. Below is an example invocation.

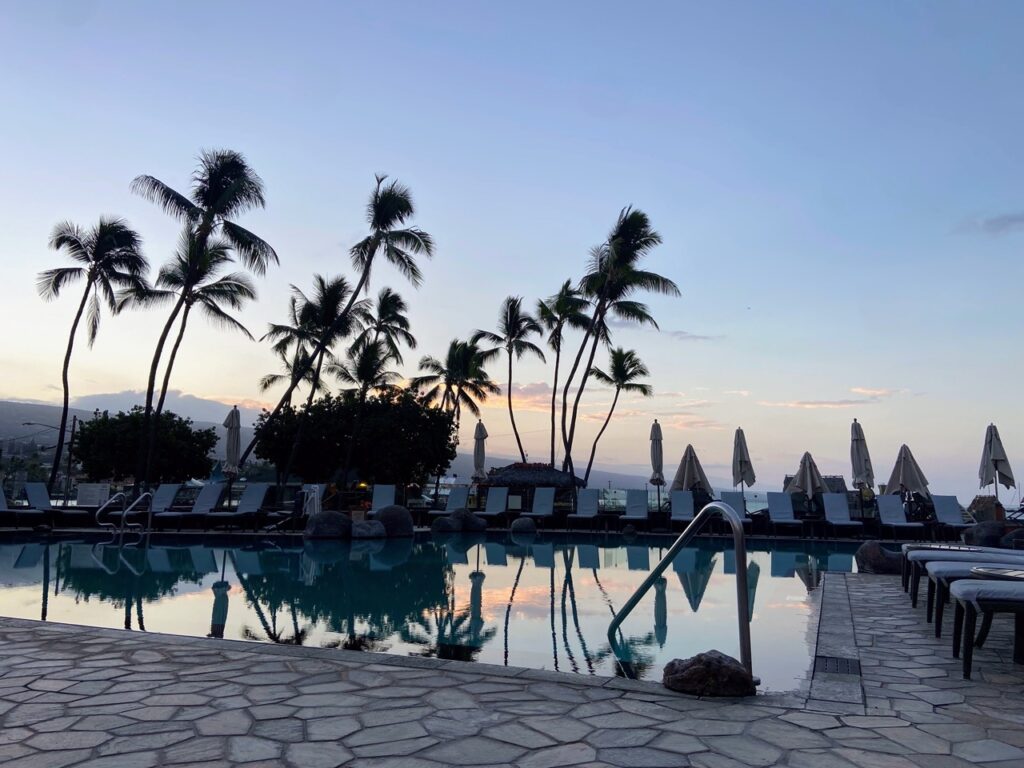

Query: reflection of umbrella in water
[653,577,667,648]
[673,549,717,612]
[468,570,486,646]
[745,561,760,622]
[209,551,230,639]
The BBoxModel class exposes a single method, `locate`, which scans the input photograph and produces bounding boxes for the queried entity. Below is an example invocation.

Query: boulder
[376,505,415,538]
[302,540,349,564]
[968,495,1005,523]
[432,516,461,533]
[964,520,1009,548]
[374,537,414,567]
[621,524,637,539]
[450,508,488,533]
[854,541,902,575]
[351,520,387,539]
[999,528,1024,550]
[511,516,537,535]
[303,510,352,540]
[663,650,756,697]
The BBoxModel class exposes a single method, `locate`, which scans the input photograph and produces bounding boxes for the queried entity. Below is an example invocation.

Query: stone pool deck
[0,573,1021,767]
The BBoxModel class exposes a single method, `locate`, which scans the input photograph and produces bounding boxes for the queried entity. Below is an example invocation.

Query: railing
[95,493,128,531]
[607,501,754,679]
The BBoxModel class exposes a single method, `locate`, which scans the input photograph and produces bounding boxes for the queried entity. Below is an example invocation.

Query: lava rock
[351,519,387,539]
[302,540,349,564]
[964,520,1009,548]
[375,505,414,537]
[621,524,637,538]
[303,510,352,540]
[432,516,461,533]
[663,650,756,697]
[854,540,902,574]
[450,508,488,532]
[511,516,537,534]
[374,537,414,567]
[999,528,1024,550]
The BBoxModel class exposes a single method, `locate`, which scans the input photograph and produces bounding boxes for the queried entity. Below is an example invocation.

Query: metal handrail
[95,493,127,529]
[607,501,753,677]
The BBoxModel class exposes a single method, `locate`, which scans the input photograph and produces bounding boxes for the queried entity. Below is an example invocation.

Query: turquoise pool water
[0,533,858,691]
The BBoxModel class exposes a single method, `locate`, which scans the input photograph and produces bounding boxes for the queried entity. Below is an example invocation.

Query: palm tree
[473,297,546,463]
[259,348,323,406]
[331,340,401,400]
[560,208,678,480]
[582,348,653,485]
[36,217,147,491]
[132,150,276,484]
[413,339,499,430]
[349,287,415,365]
[537,280,590,467]
[258,296,325,405]
[121,232,257,420]
[241,174,433,465]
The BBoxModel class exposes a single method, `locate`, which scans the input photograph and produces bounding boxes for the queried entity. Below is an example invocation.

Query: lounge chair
[0,487,46,528]
[876,495,926,540]
[484,542,507,566]
[567,489,600,529]
[950,577,1024,679]
[822,493,863,537]
[577,544,600,570]
[264,483,323,530]
[22,483,60,526]
[669,491,694,526]
[720,491,753,532]
[532,542,555,569]
[369,484,396,516]
[429,487,470,517]
[206,482,270,530]
[521,487,555,523]
[477,487,509,521]
[933,495,972,536]
[154,483,224,530]
[924,559,1024,636]
[620,490,650,527]
[766,492,805,536]
[905,548,1024,606]
[626,545,650,571]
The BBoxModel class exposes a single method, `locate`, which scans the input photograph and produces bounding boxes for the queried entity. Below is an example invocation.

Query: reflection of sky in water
[0,535,859,691]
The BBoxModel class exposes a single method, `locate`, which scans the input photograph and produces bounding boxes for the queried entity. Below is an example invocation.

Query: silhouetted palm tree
[583,348,653,485]
[473,296,545,462]
[243,175,432,465]
[36,217,147,491]
[132,150,276,484]
[349,287,415,365]
[413,339,499,430]
[560,208,678,480]
[537,280,590,467]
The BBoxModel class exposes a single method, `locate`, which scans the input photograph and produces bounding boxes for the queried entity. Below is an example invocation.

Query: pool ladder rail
[95,492,151,546]
[607,501,757,683]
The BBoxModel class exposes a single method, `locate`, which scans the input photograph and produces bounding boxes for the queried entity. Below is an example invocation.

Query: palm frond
[220,221,278,275]
[130,175,201,221]
[36,267,84,300]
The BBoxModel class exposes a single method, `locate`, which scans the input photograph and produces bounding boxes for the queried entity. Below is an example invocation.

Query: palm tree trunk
[506,351,527,462]
[548,333,562,468]
[154,306,191,417]
[503,556,526,666]
[239,256,375,466]
[339,386,370,487]
[562,312,604,479]
[281,347,327,486]
[583,387,620,486]
[138,294,186,487]
[560,297,607,473]
[49,279,93,492]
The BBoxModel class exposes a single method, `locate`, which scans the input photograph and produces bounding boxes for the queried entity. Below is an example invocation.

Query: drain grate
[815,655,862,675]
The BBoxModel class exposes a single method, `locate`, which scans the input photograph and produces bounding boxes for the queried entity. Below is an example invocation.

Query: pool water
[0,533,858,691]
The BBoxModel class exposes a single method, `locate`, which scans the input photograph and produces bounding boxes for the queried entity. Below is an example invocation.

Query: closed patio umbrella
[670,445,713,495]
[732,428,756,489]
[472,420,488,482]
[979,423,1015,500]
[850,419,874,490]
[784,452,829,495]
[223,406,241,475]
[885,444,930,499]
[649,420,665,509]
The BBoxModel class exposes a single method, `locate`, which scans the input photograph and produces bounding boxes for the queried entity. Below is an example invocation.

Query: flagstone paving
[0,572,1022,766]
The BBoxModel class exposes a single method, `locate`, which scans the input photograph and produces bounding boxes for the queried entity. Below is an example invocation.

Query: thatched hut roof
[484,463,584,489]
[782,474,848,494]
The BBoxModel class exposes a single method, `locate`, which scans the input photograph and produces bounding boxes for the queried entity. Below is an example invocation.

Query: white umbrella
[222,406,241,475]
[472,420,488,482]
[649,420,665,508]
[850,419,874,490]
[885,444,930,499]
[979,423,1015,500]
[670,445,713,494]
[784,452,829,495]
[732,427,756,488]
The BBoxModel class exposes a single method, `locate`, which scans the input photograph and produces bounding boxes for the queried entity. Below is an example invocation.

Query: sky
[1,1,1022,501]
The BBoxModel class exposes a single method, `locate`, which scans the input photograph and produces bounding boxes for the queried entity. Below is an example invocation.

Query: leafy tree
[582,348,653,485]
[473,296,545,462]
[36,217,148,491]
[74,408,216,483]
[243,175,433,465]
[537,280,591,467]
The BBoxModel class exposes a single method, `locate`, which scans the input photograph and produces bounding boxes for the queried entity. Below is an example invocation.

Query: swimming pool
[0,532,858,691]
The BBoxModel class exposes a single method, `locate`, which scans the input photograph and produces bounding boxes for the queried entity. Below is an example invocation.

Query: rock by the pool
[303,510,352,540]
[432,515,461,533]
[854,541,902,574]
[621,524,637,538]
[450,508,488,532]
[999,528,1024,550]
[663,650,756,697]
[511,516,537,534]
[351,519,387,539]
[964,520,1009,548]
[376,505,414,537]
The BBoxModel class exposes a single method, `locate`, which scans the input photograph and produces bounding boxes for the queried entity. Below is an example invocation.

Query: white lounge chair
[567,489,600,529]
[950,578,1024,679]
[621,490,650,526]
[822,493,863,537]
[370,484,396,515]
[669,491,694,526]
[478,487,509,519]
[766,492,804,536]
[876,495,926,539]
[522,488,555,521]
[0,487,46,528]
[430,487,470,517]
[720,491,746,516]
[933,495,972,534]
[206,482,270,530]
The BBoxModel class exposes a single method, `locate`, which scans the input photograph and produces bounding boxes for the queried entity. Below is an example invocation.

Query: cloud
[724,389,750,397]
[757,386,905,410]
[664,330,721,342]
[661,413,726,431]
[604,318,721,342]
[962,211,1024,236]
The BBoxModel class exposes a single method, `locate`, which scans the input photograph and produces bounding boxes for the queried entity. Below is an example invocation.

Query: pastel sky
[2,1,1022,501]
